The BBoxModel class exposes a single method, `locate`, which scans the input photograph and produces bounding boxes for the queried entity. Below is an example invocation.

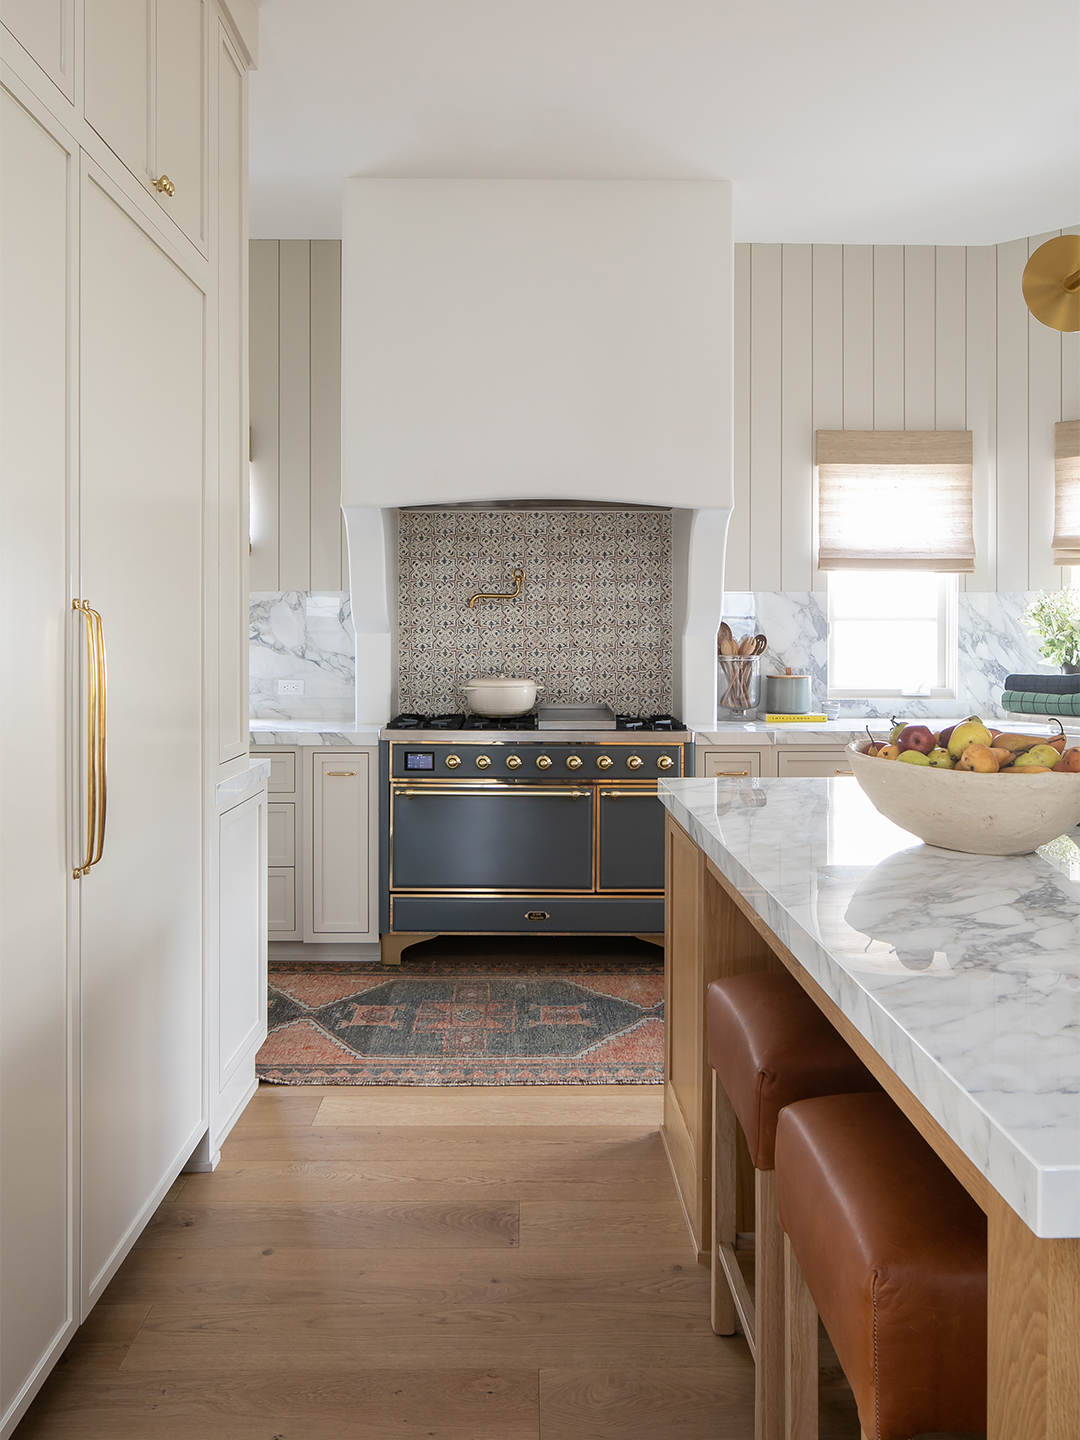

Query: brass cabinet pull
[835,769,852,775]
[715,770,750,777]
[72,600,107,877]
[325,770,356,777]
[152,174,175,196]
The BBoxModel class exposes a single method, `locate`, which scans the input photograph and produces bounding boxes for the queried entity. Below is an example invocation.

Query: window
[827,570,957,699]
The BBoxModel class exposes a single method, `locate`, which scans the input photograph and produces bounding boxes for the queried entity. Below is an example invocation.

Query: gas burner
[426,713,466,730]
[616,714,647,730]
[649,714,680,731]
[387,712,429,730]
[615,713,685,731]
[460,712,539,731]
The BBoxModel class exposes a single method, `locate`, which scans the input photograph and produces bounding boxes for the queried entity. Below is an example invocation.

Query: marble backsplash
[396,509,673,715]
[723,590,1055,721]
[250,592,355,721]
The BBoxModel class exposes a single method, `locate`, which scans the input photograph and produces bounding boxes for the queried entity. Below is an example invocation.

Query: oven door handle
[395,788,590,798]
[600,789,658,799]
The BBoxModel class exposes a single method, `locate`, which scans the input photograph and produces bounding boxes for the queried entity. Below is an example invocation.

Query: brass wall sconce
[466,568,525,609]
[1022,235,1080,332]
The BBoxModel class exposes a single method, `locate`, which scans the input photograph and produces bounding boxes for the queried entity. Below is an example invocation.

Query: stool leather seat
[776,1091,987,1440]
[707,971,881,1170]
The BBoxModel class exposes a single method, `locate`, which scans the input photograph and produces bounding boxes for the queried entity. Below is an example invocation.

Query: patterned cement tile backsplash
[397,510,673,715]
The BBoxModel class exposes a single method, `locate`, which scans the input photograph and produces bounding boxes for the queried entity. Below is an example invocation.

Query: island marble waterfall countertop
[659,775,1080,1238]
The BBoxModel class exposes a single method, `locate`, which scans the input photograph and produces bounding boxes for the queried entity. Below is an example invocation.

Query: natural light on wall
[817,430,971,700]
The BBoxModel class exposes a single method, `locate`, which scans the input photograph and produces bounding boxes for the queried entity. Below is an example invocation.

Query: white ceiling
[249,0,1079,246]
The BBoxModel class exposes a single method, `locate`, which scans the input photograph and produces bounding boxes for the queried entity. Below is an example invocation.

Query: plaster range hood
[340,178,734,728]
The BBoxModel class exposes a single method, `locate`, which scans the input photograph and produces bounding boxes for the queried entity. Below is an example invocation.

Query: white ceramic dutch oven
[462,676,539,717]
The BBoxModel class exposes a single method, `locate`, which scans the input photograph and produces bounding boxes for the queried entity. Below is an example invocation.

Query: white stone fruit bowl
[845,742,1080,855]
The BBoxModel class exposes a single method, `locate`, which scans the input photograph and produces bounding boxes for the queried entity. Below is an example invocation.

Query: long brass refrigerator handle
[72,601,98,877]
[89,604,107,867]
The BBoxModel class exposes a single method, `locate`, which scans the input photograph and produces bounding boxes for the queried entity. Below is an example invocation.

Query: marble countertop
[696,718,1080,746]
[659,775,1080,1238]
[249,721,381,746]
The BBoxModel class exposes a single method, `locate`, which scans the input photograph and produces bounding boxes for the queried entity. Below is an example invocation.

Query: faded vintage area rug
[256,958,664,1086]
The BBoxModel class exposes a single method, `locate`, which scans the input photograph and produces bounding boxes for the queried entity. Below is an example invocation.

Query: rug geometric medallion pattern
[256,959,664,1086]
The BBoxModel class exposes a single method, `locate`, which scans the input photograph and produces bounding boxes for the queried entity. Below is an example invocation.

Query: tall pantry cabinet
[0,4,261,1434]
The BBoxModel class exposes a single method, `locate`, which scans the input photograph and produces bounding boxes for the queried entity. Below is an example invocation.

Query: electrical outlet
[278,679,304,695]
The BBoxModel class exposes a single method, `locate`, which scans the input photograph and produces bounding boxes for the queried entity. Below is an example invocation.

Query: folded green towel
[1001,690,1080,716]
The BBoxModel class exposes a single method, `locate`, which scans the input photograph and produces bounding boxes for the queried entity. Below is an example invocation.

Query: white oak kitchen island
[659,774,1079,1440]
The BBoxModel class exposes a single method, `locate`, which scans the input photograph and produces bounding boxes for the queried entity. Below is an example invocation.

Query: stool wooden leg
[784,1232,818,1440]
[711,1070,738,1335]
[756,1168,785,1440]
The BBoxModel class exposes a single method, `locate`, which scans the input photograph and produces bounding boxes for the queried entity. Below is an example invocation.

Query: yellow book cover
[765,713,829,724]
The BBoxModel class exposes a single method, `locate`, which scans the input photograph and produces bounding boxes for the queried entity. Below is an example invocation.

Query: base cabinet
[696,744,852,778]
[252,746,379,946]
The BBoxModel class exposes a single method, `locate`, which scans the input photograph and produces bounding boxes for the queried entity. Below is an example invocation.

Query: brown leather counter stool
[707,971,881,1440]
[775,1092,987,1440]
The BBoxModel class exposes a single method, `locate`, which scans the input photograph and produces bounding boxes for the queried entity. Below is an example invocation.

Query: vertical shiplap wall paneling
[873,246,906,428]
[748,245,783,589]
[1062,227,1080,425]
[249,240,280,589]
[728,245,752,590]
[810,245,845,588]
[966,244,997,590]
[780,245,814,591]
[1027,232,1066,590]
[994,238,1031,590]
[934,248,967,430]
[277,240,312,590]
[309,241,343,589]
[842,246,875,429]
[903,247,937,428]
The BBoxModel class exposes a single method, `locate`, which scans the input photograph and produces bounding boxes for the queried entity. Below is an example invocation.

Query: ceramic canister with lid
[764,670,812,714]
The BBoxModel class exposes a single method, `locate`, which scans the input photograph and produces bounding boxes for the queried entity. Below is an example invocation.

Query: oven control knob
[566,755,583,770]
[596,755,613,770]
[506,755,523,769]
[626,755,644,770]
[536,755,553,769]
[657,755,675,770]
[445,754,461,769]
[475,755,491,769]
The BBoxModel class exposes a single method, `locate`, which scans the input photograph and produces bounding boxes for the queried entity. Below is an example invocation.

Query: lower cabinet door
[776,749,853,777]
[598,789,665,890]
[311,753,373,935]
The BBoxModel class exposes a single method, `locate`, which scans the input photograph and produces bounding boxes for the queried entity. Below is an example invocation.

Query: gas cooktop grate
[387,712,684,732]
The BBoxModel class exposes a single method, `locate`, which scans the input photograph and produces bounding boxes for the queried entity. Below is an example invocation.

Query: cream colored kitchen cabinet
[697,747,764,778]
[776,748,853,778]
[308,751,378,940]
[265,750,297,792]
[267,867,297,932]
[1,0,75,100]
[0,7,253,1432]
[267,803,296,865]
[84,0,208,252]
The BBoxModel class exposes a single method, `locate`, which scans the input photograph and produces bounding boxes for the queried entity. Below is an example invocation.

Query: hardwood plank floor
[14,1083,858,1439]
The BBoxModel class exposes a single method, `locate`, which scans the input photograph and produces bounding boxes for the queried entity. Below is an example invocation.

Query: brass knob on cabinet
[657,755,675,771]
[445,754,461,768]
[475,755,491,769]
[596,755,613,770]
[152,174,175,196]
[566,755,583,770]
[626,755,643,770]
[506,755,522,769]
[536,755,553,770]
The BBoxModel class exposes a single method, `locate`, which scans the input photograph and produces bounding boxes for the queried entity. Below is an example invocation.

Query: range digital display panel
[404,751,435,771]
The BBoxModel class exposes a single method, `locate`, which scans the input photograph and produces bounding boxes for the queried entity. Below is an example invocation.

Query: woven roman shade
[816,430,975,572]
[1053,420,1080,566]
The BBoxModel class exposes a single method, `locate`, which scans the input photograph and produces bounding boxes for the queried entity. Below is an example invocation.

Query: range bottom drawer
[391,896,664,934]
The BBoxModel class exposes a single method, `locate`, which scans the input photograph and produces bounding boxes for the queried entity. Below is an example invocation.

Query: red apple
[897,724,935,755]
[938,723,957,749]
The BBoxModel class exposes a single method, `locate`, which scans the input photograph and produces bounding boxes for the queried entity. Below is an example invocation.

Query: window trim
[826,571,959,701]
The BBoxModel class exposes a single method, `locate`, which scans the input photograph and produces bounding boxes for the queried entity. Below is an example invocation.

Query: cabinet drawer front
[267,803,295,866]
[776,750,853,778]
[700,749,762,778]
[392,896,664,935]
[267,867,295,931]
[259,751,296,793]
